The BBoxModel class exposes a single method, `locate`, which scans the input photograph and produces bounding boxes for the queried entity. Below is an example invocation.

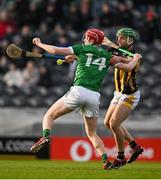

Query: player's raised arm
[32,38,74,55]
[113,55,133,63]
[114,53,142,72]
[109,55,132,65]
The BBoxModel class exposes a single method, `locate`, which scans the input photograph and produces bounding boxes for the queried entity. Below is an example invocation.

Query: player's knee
[104,121,110,129]
[109,119,119,131]
[44,112,56,121]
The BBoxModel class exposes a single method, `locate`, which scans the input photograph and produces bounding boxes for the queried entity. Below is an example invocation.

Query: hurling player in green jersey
[31,28,141,170]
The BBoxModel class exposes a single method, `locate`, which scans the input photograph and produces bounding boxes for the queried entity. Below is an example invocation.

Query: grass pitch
[0,160,160,179]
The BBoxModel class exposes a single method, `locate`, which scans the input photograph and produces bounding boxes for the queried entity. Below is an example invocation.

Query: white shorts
[111,90,140,110]
[63,86,100,117]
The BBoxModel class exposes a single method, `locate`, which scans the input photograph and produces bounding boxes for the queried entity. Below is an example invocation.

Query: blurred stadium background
[0,0,161,165]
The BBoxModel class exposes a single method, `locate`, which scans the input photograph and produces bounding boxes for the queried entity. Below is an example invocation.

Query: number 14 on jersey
[85,53,107,71]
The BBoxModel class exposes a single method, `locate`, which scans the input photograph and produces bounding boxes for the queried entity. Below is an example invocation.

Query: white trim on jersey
[68,46,74,54]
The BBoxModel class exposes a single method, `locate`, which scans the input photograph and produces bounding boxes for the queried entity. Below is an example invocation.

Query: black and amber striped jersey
[109,48,140,95]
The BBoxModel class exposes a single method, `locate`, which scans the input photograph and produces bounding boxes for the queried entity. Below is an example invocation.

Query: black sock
[129,140,137,149]
[101,154,108,163]
[117,152,125,160]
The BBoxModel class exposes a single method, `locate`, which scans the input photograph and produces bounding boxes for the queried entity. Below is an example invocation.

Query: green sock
[101,154,108,163]
[43,129,51,137]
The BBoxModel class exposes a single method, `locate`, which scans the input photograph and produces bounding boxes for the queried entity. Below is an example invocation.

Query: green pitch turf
[0,160,160,179]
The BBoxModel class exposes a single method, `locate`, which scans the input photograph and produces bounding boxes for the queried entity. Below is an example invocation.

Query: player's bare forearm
[110,55,130,65]
[112,55,132,63]
[32,38,73,55]
[37,43,57,54]
[114,53,142,72]
[120,56,133,63]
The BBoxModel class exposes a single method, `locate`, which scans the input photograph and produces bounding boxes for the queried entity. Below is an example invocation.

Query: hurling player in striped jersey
[104,28,143,169]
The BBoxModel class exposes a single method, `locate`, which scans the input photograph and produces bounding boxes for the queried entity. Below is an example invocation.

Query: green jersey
[71,44,112,92]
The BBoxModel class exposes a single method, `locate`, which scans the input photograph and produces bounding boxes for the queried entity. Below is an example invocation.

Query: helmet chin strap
[127,36,134,45]
[121,36,134,49]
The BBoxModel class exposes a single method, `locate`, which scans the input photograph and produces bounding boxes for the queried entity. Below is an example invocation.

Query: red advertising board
[50,137,161,161]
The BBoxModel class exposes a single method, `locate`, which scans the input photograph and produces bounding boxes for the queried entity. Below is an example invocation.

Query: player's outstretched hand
[33,38,41,46]
[64,55,77,63]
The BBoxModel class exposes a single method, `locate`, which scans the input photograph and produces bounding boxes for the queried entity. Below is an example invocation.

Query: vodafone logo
[69,140,155,161]
[50,137,161,161]
[70,140,92,161]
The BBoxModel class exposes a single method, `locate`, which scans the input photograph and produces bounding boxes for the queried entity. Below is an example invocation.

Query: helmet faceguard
[116,28,137,45]
[84,28,105,44]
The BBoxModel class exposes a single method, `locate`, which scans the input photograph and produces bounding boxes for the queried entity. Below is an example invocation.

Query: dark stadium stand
[0,39,161,115]
[0,0,161,114]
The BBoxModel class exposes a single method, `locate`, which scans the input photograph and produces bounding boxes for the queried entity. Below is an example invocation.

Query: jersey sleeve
[71,44,83,56]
